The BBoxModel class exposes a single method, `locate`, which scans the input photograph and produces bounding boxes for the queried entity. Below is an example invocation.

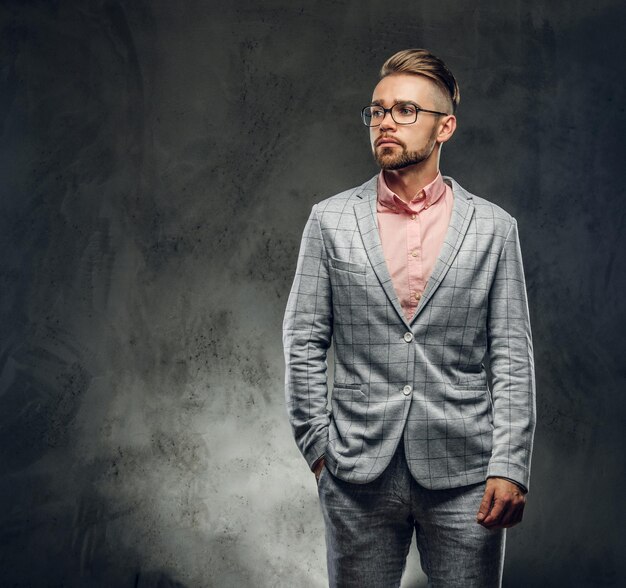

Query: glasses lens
[362,106,383,127]
[391,103,417,124]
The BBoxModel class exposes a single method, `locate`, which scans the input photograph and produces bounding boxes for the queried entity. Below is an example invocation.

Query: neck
[382,157,440,204]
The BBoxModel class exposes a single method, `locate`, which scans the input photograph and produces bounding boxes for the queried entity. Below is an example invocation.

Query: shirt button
[403,332,413,342]
[411,214,416,220]
[414,292,422,300]
[403,385,413,396]
[411,250,418,257]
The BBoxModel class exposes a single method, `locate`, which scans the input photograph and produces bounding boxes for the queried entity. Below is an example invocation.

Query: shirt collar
[377,170,447,213]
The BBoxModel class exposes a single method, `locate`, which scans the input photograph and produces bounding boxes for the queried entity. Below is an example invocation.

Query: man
[282,48,536,587]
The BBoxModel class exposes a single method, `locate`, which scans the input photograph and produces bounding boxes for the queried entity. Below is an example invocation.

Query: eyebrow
[370,99,421,107]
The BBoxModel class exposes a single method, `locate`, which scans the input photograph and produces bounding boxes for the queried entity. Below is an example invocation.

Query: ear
[436,115,457,144]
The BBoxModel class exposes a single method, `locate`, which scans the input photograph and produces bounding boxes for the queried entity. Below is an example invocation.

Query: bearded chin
[376,146,432,170]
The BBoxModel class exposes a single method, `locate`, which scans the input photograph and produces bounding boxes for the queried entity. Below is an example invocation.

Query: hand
[313,457,326,484]
[476,477,526,529]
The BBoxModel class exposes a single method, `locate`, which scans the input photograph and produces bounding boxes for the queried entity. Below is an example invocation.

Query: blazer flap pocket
[332,383,366,399]
[329,255,367,274]
[455,373,488,389]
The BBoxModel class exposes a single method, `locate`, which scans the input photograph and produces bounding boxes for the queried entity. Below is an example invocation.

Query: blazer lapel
[409,176,474,324]
[353,177,410,327]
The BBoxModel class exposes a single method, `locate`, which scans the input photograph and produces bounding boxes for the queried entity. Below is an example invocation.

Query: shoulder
[445,176,516,234]
[312,176,377,218]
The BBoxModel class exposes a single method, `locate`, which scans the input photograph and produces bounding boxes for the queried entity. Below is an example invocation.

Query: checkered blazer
[283,175,536,491]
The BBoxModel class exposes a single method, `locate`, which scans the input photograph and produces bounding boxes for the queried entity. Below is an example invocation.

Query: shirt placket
[406,204,424,318]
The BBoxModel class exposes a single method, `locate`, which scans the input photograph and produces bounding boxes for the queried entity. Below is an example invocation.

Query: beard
[374,128,438,171]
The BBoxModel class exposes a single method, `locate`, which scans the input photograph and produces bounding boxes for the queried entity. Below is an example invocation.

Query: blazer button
[403,385,413,396]
[403,332,414,342]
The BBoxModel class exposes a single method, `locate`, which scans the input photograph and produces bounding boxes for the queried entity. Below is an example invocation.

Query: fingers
[477,479,526,529]
[476,485,495,523]
[482,496,506,526]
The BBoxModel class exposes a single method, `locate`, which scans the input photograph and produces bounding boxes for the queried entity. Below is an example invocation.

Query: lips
[376,137,401,147]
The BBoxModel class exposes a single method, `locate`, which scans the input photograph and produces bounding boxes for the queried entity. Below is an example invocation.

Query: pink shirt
[376,170,454,321]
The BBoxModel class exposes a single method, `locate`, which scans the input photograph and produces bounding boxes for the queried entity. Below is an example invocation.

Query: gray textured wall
[1,1,625,586]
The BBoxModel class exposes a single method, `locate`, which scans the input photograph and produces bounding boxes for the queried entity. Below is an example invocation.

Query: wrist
[488,475,527,494]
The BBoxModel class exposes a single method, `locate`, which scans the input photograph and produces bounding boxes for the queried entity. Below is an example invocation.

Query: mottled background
[1,1,625,587]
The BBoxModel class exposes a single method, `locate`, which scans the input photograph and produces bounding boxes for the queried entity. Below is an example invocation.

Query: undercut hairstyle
[380,49,460,115]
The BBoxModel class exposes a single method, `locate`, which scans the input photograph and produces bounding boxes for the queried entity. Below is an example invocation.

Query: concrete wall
[1,1,624,586]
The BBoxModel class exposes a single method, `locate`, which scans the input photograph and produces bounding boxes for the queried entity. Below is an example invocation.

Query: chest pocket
[328,255,367,274]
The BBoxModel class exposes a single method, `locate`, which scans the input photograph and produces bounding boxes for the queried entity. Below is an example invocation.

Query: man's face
[369,73,447,171]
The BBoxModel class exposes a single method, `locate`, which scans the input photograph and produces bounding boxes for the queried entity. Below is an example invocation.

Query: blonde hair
[380,49,460,114]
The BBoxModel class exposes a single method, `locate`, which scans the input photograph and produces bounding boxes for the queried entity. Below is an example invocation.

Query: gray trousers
[317,439,505,588]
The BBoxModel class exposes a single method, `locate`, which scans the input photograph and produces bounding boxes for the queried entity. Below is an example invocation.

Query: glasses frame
[361,101,449,127]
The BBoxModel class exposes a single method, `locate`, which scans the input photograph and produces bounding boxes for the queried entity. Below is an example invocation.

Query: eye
[397,104,416,116]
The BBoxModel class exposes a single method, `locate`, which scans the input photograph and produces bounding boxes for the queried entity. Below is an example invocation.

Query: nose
[379,109,396,131]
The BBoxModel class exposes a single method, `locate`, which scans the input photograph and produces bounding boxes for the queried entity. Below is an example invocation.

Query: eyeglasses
[361,101,449,127]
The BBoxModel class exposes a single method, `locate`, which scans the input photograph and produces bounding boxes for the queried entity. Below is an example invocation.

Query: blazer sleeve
[282,204,333,469]
[486,218,537,492]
